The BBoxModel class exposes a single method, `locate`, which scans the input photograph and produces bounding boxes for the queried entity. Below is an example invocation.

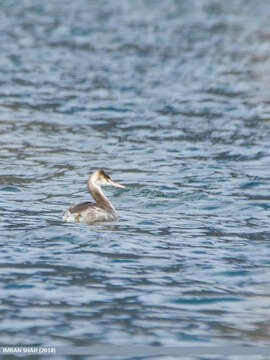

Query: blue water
[1,0,270,359]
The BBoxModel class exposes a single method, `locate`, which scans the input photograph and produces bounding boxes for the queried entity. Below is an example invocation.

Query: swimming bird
[63,169,125,223]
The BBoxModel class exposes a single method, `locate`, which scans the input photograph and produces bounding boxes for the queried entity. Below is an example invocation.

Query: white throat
[88,179,115,210]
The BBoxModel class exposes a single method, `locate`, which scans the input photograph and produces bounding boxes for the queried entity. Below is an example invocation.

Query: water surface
[1,0,270,359]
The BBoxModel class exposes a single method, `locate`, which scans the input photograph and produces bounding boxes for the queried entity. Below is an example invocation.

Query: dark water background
[1,0,270,359]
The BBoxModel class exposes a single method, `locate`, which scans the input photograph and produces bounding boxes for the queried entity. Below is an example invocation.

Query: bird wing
[69,201,96,214]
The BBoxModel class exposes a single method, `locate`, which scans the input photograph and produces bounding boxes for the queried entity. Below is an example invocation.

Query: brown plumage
[63,170,125,223]
[69,201,94,214]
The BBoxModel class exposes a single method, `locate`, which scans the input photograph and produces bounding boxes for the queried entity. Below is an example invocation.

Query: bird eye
[100,170,110,180]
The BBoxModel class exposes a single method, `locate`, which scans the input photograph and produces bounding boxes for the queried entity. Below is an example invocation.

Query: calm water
[1,0,270,359]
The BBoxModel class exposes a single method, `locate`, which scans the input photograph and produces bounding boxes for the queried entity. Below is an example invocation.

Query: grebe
[63,169,125,223]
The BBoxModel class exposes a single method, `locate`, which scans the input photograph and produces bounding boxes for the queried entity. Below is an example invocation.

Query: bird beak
[108,179,125,188]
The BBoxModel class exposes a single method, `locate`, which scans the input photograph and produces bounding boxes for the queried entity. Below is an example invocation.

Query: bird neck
[88,179,114,210]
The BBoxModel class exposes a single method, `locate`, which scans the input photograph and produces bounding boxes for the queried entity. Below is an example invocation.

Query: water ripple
[1,0,270,355]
